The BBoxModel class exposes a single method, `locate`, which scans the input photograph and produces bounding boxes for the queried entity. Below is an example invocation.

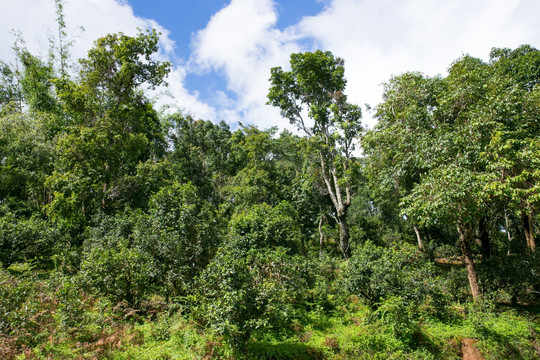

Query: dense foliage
[0,7,538,358]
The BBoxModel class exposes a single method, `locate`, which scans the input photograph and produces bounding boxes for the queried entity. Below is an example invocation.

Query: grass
[2,265,539,359]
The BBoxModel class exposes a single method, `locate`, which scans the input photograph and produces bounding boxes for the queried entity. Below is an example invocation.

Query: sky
[1,0,539,130]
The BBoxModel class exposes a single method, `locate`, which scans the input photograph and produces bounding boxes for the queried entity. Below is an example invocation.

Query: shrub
[133,182,221,297]
[478,252,539,303]
[192,201,308,350]
[227,201,302,253]
[0,270,54,350]
[302,252,348,311]
[346,241,444,308]
[371,296,419,344]
[55,279,86,329]
[78,236,154,305]
[0,211,60,268]
[194,246,308,350]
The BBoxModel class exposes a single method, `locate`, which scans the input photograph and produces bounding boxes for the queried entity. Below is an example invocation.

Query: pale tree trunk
[318,213,325,255]
[413,225,424,251]
[505,209,513,256]
[457,222,481,302]
[337,216,350,259]
[102,181,108,211]
[521,211,536,253]
[320,155,352,259]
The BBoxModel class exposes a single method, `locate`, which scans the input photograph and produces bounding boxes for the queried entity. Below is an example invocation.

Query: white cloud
[190,0,540,129]
[150,65,217,120]
[297,0,540,127]
[0,0,212,120]
[1,0,146,64]
[191,0,303,130]
[2,0,540,130]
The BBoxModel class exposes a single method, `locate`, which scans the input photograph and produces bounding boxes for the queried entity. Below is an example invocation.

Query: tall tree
[18,51,59,115]
[48,30,170,226]
[0,61,22,115]
[483,45,540,253]
[367,56,494,301]
[267,50,362,258]
[167,114,233,205]
[363,72,444,251]
[54,0,71,77]
[366,47,540,300]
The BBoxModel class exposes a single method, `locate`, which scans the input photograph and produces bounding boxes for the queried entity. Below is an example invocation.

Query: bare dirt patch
[461,338,484,360]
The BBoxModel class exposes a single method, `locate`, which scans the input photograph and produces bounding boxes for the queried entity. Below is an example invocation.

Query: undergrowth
[1,262,539,360]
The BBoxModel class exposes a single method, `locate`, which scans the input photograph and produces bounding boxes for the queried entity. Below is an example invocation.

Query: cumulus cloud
[150,65,217,120]
[2,0,539,130]
[190,0,540,129]
[0,0,212,119]
[2,0,148,64]
[191,0,304,130]
[294,0,540,127]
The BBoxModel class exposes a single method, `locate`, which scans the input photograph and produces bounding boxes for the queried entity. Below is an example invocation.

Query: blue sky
[127,0,326,58]
[126,0,330,128]
[126,0,326,112]
[1,0,540,129]
[128,1,230,59]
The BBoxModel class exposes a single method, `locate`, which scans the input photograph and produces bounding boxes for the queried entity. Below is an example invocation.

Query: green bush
[194,246,308,350]
[78,236,154,305]
[302,252,348,312]
[371,296,419,344]
[346,241,445,309]
[133,182,221,297]
[54,279,86,329]
[0,211,60,268]
[227,201,302,253]
[0,271,53,349]
[478,252,539,303]
[77,183,222,302]
[192,201,308,350]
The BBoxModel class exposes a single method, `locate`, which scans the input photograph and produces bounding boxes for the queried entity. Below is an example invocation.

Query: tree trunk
[423,226,431,243]
[337,216,350,259]
[477,217,491,259]
[413,224,424,251]
[318,155,352,259]
[505,209,513,256]
[318,214,324,255]
[102,181,108,211]
[457,222,481,302]
[521,211,536,253]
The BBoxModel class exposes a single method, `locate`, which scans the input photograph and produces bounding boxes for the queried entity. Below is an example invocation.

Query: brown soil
[461,338,484,360]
